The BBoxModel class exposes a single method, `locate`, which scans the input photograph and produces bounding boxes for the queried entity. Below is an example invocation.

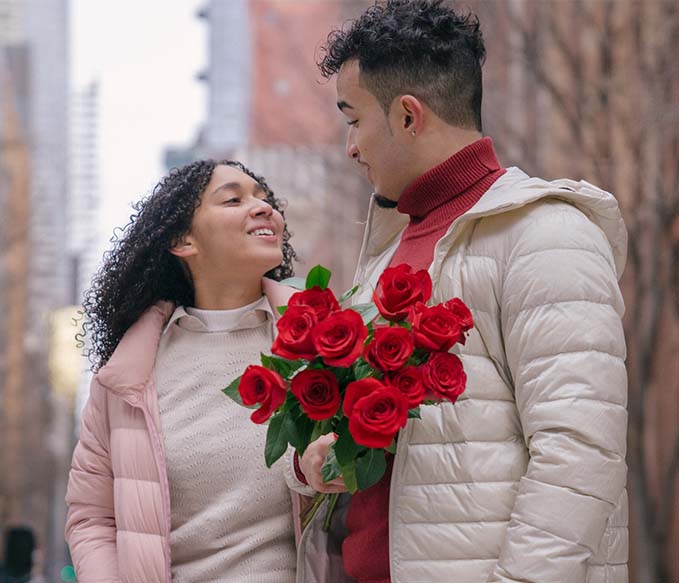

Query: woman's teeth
[250,228,274,237]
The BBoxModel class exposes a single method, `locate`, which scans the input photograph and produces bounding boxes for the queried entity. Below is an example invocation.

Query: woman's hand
[299,434,349,494]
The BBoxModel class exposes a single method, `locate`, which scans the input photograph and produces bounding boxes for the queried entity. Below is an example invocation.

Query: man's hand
[299,433,349,494]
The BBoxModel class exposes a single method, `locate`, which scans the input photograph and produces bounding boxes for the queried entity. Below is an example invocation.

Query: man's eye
[347,120,359,127]
[224,197,240,204]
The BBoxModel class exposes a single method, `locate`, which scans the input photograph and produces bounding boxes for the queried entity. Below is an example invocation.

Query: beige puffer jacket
[292,167,628,583]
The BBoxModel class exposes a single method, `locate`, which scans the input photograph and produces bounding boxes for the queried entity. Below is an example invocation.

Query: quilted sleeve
[489,203,628,583]
[65,378,121,583]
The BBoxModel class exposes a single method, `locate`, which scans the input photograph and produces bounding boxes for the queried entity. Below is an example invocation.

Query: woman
[65,160,300,583]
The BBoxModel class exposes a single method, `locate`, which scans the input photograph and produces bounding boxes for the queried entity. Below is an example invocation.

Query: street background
[0,1,677,581]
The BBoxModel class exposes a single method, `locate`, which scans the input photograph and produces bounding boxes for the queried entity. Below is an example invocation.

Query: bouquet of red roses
[224,263,473,500]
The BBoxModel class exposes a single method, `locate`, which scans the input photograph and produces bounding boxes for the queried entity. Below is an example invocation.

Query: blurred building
[168,0,372,291]
[68,81,101,303]
[199,0,250,155]
[0,0,24,45]
[0,0,71,578]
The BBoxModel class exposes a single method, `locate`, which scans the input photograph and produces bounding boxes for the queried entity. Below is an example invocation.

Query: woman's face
[180,164,285,281]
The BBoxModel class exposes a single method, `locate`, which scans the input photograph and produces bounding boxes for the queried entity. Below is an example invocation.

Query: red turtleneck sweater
[341,137,505,583]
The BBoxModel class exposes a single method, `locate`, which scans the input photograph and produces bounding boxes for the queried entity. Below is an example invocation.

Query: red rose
[373,264,432,322]
[363,326,414,372]
[347,384,409,448]
[386,366,425,408]
[288,286,340,321]
[422,352,466,403]
[272,306,318,360]
[343,378,384,417]
[238,365,287,423]
[445,298,474,332]
[312,309,368,367]
[409,302,464,351]
[291,369,340,421]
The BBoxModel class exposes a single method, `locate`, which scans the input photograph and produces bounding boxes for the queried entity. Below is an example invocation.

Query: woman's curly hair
[81,159,297,371]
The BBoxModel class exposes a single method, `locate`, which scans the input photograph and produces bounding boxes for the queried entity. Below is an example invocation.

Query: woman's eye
[224,197,240,204]
[347,120,359,127]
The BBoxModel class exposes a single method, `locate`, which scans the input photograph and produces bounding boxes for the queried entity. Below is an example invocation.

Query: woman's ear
[169,234,198,258]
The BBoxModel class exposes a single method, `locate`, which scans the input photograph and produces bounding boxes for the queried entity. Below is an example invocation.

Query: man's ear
[398,95,425,136]
[169,233,198,259]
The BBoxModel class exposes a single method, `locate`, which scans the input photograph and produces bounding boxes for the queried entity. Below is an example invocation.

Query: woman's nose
[251,198,274,216]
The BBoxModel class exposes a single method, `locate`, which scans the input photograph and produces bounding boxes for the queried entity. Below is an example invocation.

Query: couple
[65,2,629,582]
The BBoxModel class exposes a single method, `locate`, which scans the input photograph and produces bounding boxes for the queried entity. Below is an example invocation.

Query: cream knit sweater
[155,300,296,583]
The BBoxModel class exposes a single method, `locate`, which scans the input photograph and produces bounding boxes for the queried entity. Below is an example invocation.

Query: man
[288,1,628,582]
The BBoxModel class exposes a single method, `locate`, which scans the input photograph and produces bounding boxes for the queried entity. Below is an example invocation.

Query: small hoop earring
[410,131,416,137]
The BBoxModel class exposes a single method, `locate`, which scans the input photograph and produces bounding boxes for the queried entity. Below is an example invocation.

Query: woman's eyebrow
[210,181,266,198]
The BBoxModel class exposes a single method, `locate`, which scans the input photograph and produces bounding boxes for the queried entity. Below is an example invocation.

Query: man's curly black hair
[81,159,297,371]
[319,0,486,131]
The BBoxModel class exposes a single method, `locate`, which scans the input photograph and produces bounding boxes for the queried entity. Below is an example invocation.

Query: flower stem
[301,492,326,531]
[322,493,341,532]
[300,492,342,533]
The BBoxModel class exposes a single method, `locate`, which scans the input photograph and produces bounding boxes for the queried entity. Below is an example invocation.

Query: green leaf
[339,284,360,305]
[276,305,288,316]
[281,390,297,414]
[334,418,360,467]
[310,421,324,443]
[222,375,243,404]
[352,358,374,381]
[305,265,332,290]
[339,459,358,493]
[261,353,305,378]
[279,276,306,290]
[285,413,315,455]
[355,448,387,491]
[310,418,334,443]
[264,414,289,468]
[321,445,342,482]
[408,406,422,419]
[385,439,397,454]
[350,302,379,325]
[330,366,353,387]
[223,375,256,409]
[408,348,429,367]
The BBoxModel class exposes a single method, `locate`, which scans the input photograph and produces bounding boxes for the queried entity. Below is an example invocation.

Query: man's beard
[374,193,398,209]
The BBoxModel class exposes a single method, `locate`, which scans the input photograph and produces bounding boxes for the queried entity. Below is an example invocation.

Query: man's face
[336,61,413,201]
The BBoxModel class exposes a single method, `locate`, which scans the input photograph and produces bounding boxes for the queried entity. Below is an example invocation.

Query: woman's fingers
[300,434,350,493]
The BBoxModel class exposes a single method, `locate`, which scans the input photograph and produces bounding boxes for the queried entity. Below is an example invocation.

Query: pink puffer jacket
[65,280,296,583]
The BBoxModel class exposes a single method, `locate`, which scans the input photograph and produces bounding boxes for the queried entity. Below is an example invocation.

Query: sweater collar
[163,296,273,334]
[397,137,502,219]
[97,278,296,395]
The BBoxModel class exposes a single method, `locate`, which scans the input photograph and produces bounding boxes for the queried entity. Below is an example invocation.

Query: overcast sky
[71,0,206,248]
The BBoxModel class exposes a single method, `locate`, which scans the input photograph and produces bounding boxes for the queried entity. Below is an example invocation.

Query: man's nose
[345,128,359,161]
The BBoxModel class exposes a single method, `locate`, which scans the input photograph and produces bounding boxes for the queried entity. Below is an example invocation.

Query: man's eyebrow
[337,100,354,112]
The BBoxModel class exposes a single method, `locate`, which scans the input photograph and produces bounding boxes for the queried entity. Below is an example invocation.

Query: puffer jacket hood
[357,167,627,286]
